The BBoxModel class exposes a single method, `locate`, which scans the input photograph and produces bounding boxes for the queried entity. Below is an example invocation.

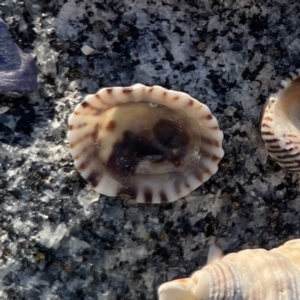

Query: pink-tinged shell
[158,239,300,300]
[67,84,224,203]
[261,69,300,171]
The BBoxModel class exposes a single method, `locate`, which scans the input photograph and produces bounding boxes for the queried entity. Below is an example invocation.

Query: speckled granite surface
[0,0,300,299]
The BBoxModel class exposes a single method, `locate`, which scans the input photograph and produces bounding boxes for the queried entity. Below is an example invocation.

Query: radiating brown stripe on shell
[69,135,92,149]
[264,138,280,143]
[122,88,133,93]
[144,188,153,203]
[159,191,168,202]
[261,123,271,128]
[276,152,300,159]
[201,136,220,147]
[77,159,90,171]
[268,145,281,149]
[261,131,274,135]
[86,170,102,187]
[81,101,89,108]
[267,148,293,154]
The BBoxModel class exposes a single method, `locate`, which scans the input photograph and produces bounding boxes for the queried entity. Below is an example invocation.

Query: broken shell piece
[67,84,224,203]
[158,239,300,300]
[81,45,95,56]
[0,18,38,96]
[261,69,300,171]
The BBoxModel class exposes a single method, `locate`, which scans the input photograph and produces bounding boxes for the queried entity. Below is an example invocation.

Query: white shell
[81,45,95,56]
[261,69,300,171]
[67,84,224,203]
[158,239,300,300]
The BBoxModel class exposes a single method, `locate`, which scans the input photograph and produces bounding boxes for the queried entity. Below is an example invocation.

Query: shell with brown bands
[261,69,300,172]
[158,239,300,300]
[67,84,224,203]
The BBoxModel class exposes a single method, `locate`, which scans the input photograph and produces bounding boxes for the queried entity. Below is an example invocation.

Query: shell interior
[261,69,300,171]
[67,84,224,203]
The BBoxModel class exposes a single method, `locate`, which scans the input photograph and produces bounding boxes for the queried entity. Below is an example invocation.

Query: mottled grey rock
[1,0,300,299]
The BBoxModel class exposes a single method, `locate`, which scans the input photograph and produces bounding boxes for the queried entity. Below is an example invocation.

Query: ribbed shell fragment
[158,239,300,300]
[261,69,300,171]
[67,84,224,203]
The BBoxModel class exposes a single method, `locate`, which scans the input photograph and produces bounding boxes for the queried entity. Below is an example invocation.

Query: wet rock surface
[0,0,300,299]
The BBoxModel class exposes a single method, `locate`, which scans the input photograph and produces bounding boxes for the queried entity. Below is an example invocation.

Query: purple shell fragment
[0,19,38,96]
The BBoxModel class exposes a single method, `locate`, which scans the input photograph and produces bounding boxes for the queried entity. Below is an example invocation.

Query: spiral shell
[260,69,300,171]
[67,84,224,203]
[158,239,300,299]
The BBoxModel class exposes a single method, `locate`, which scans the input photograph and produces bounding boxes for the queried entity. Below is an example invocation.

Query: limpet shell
[67,84,224,203]
[158,239,300,299]
[261,69,300,171]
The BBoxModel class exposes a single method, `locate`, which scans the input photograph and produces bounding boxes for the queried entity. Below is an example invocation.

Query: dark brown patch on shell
[163,91,167,96]
[94,93,101,99]
[106,88,113,93]
[173,96,179,101]
[206,114,213,120]
[153,119,189,157]
[107,119,190,176]
[69,125,74,130]
[189,99,194,106]
[106,120,116,131]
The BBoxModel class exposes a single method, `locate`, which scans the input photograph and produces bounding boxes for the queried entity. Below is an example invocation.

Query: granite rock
[1,0,300,299]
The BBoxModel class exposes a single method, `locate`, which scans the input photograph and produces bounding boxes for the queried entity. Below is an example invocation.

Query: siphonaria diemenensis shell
[67,84,224,203]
